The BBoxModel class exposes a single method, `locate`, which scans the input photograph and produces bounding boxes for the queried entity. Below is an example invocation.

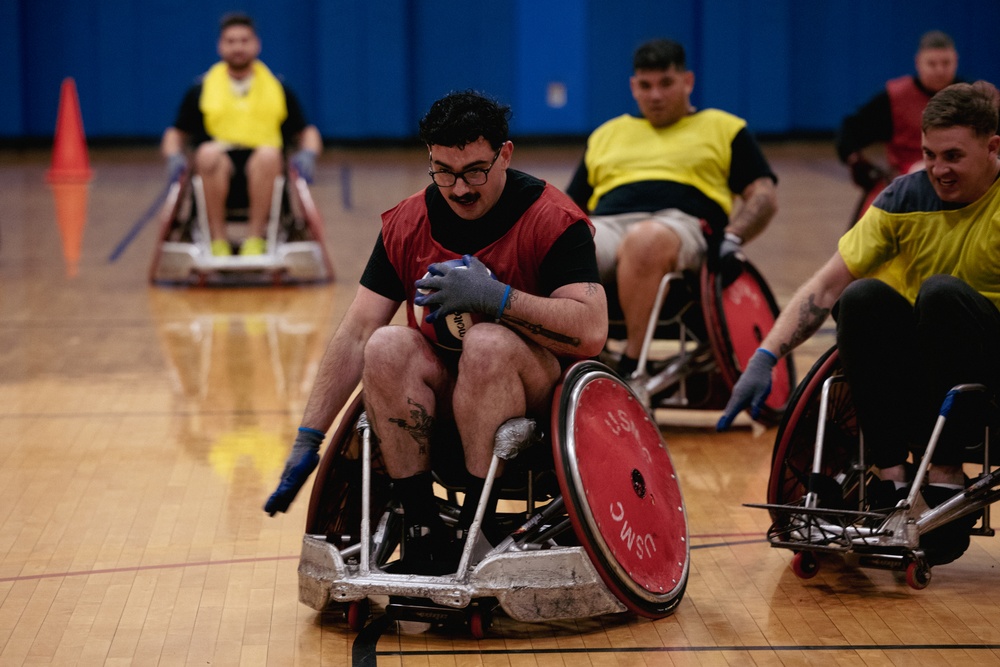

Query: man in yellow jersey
[566,38,778,383]
[161,12,322,256]
[720,81,1000,566]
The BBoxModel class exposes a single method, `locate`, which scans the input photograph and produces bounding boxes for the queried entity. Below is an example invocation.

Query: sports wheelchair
[747,345,1000,589]
[603,259,796,425]
[149,165,334,286]
[297,360,690,637]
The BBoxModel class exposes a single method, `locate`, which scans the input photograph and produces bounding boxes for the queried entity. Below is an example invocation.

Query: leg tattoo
[388,398,434,455]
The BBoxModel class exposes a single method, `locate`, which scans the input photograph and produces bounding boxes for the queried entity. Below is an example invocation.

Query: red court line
[0,533,763,583]
[0,555,301,583]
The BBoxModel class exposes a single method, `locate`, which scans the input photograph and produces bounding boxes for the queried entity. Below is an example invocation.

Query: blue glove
[166,153,187,182]
[414,255,508,321]
[290,150,317,184]
[264,427,324,516]
[716,348,778,430]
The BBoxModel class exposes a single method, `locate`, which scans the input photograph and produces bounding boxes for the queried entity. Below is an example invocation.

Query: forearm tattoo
[732,190,776,238]
[780,293,829,357]
[387,398,434,455]
[503,314,582,346]
[495,286,588,347]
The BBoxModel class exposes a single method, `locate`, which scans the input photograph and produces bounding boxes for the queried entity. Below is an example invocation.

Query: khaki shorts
[591,209,708,283]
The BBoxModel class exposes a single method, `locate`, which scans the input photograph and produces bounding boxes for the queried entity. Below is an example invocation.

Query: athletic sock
[617,354,638,378]
[392,472,443,531]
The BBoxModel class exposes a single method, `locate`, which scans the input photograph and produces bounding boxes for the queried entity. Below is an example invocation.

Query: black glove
[716,348,777,430]
[264,427,324,516]
[718,232,746,287]
[414,255,507,321]
[849,158,885,191]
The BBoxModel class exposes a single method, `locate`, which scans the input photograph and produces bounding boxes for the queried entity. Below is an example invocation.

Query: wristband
[496,284,512,321]
[298,426,326,438]
[724,232,744,245]
[756,348,778,363]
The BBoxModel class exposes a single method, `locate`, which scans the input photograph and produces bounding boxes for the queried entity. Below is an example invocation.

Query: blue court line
[107,181,172,262]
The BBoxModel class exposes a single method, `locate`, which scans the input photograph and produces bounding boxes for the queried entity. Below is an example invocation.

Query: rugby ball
[414,258,494,351]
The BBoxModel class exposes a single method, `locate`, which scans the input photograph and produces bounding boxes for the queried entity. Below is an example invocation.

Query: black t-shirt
[171,77,309,147]
[361,169,599,301]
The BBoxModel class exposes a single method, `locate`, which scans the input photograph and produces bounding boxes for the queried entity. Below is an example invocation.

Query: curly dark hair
[418,90,511,150]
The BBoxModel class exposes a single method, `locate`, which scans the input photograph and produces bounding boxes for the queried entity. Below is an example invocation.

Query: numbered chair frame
[747,345,1000,589]
[149,166,334,286]
[297,360,689,637]
[605,259,795,425]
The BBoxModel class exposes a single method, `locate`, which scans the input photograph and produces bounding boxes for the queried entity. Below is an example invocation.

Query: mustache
[449,193,480,205]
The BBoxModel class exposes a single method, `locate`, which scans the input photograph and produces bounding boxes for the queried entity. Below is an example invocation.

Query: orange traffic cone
[50,181,89,277]
[46,78,93,183]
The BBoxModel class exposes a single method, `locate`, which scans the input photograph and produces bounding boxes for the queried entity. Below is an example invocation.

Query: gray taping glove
[414,255,508,321]
[716,348,777,430]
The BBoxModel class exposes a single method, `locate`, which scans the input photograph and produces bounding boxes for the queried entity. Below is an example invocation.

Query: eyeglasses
[428,145,504,187]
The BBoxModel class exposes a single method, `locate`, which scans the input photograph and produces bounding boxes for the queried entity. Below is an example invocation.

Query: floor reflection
[147,285,337,482]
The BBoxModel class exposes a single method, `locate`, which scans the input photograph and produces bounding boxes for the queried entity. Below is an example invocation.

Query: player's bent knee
[620,221,680,271]
[364,326,437,374]
[248,146,283,172]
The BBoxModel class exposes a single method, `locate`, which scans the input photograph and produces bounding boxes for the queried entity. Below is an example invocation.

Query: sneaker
[865,478,910,512]
[919,483,980,566]
[211,238,232,256]
[239,236,266,256]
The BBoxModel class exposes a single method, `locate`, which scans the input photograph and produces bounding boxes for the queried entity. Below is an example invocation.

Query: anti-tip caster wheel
[791,551,820,579]
[905,560,931,590]
[468,607,492,639]
[345,598,371,632]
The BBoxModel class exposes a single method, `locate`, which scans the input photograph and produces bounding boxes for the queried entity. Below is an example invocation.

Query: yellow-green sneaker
[211,239,232,256]
[240,236,266,256]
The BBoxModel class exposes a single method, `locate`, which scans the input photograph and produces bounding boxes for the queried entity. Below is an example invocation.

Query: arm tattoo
[779,293,830,357]
[502,314,581,346]
[387,398,434,455]
[503,288,518,316]
[585,282,600,296]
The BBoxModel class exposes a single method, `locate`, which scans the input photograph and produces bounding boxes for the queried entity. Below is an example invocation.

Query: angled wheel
[700,260,796,425]
[551,361,689,618]
[767,346,869,525]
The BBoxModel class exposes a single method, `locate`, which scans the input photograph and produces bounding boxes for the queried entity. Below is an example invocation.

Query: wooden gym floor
[2,142,1000,666]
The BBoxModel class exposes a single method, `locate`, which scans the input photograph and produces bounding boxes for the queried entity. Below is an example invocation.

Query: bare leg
[193,142,234,242]
[244,146,283,241]
[451,324,561,478]
[616,220,682,359]
[363,326,451,479]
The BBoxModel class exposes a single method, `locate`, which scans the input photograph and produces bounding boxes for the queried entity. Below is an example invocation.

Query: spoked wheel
[767,346,868,526]
[552,361,689,618]
[905,560,931,590]
[791,551,819,579]
[345,598,371,632]
[700,260,796,425]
